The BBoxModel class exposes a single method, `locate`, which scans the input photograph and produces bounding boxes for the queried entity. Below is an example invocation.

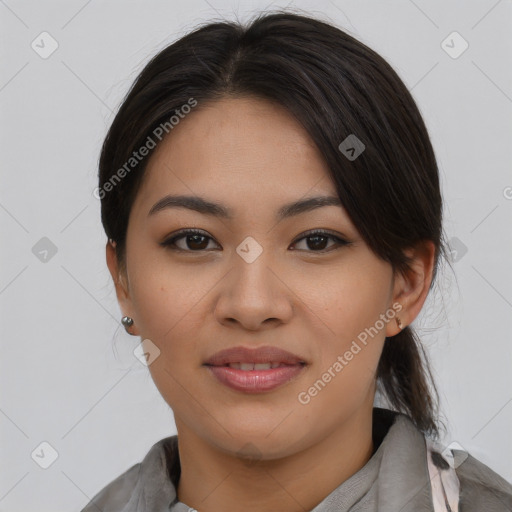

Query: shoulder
[454,449,512,511]
[80,462,141,512]
[80,435,179,512]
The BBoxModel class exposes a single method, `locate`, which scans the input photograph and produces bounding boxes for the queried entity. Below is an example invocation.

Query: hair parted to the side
[98,10,450,439]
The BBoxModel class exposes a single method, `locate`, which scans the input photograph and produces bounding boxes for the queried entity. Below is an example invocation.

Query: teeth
[254,363,272,370]
[227,362,283,370]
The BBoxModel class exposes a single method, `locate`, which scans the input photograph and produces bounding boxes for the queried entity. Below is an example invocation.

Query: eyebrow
[148,194,343,221]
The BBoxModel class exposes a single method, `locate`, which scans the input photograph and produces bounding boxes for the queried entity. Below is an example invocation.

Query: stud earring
[396,317,403,330]
[121,316,134,333]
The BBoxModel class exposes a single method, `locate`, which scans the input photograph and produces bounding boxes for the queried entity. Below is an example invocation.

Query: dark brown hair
[98,10,449,439]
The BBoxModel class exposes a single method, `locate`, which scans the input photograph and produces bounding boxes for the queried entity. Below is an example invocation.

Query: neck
[175,404,375,512]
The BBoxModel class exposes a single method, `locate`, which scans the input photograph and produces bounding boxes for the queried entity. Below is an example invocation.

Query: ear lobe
[386,240,436,336]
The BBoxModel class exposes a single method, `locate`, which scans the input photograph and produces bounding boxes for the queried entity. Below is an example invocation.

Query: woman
[82,11,512,512]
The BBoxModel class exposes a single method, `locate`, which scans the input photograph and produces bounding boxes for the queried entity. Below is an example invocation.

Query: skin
[106,96,435,512]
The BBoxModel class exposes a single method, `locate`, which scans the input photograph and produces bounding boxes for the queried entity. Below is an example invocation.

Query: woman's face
[111,96,404,459]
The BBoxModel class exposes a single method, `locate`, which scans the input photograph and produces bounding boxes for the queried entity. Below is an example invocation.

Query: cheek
[294,258,392,409]
[295,274,390,426]
[129,267,208,410]
[127,249,208,341]
[295,257,392,348]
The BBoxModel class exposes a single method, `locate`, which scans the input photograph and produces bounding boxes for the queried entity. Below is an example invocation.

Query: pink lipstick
[203,345,307,393]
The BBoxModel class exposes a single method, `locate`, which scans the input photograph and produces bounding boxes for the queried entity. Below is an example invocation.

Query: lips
[203,345,307,393]
[203,345,306,367]
[203,346,307,393]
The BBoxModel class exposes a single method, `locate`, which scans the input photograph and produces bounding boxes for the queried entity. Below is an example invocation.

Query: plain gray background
[1,1,511,510]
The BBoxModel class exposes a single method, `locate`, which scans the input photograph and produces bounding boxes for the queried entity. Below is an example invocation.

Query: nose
[213,250,294,331]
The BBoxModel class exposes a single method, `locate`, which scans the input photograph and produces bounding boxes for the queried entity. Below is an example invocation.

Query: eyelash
[160,228,350,253]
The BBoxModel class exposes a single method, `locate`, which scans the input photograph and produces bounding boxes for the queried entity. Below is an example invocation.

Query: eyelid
[292,228,349,245]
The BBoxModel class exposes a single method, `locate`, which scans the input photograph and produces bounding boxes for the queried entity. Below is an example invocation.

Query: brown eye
[161,229,219,251]
[291,230,350,252]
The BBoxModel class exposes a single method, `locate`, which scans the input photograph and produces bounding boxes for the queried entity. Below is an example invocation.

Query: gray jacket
[80,408,512,511]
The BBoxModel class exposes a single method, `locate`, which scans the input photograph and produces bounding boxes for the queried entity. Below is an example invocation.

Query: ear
[106,240,140,336]
[385,240,436,337]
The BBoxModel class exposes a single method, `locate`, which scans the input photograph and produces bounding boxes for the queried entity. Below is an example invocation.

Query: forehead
[133,96,337,215]
[166,95,317,149]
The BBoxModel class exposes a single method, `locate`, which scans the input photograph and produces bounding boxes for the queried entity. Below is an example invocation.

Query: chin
[209,424,310,462]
